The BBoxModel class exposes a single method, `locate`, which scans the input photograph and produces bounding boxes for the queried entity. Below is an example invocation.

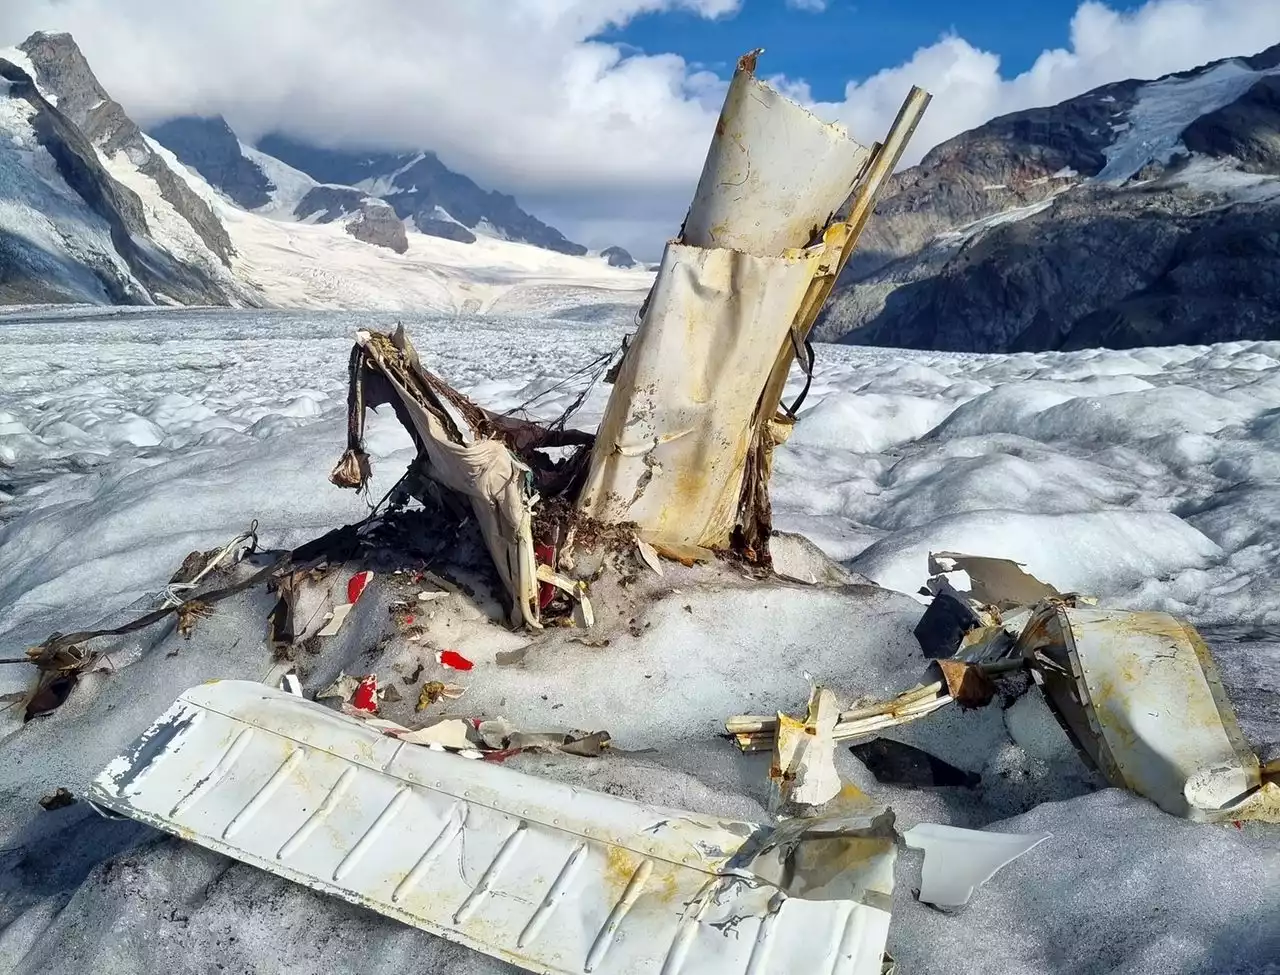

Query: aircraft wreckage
[15,49,1277,975]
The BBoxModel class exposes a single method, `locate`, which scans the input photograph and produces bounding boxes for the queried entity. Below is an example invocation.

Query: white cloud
[786,0,828,12]
[3,0,1278,257]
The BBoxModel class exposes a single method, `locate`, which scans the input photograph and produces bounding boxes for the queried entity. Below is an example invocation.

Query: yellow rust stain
[1106,612,1189,643]
[604,845,640,893]
[839,782,867,803]
[604,845,682,906]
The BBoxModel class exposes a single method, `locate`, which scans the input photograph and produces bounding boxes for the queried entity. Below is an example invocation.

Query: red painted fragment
[347,570,373,604]
[536,543,556,610]
[437,649,474,671]
[351,674,379,713]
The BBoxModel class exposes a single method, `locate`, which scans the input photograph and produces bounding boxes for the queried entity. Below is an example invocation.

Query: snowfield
[0,307,1277,975]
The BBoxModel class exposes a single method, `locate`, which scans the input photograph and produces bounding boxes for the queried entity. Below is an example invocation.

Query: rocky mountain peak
[150,115,274,210]
[819,43,1280,354]
[18,31,109,126]
[18,30,233,265]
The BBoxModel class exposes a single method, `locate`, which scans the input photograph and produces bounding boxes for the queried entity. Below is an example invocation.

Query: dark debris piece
[851,739,980,790]
[913,591,983,659]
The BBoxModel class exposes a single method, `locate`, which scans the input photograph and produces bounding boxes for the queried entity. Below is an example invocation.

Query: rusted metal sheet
[89,681,898,974]
[1020,604,1277,822]
[682,51,873,257]
[577,243,824,549]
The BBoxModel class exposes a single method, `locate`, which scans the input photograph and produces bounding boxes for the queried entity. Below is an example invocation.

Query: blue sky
[603,0,1149,101]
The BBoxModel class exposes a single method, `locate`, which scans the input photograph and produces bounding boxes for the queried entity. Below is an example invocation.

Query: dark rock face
[601,245,635,268]
[257,133,585,254]
[19,32,234,268]
[1182,76,1280,174]
[415,217,476,244]
[293,185,408,252]
[821,43,1280,352]
[149,115,273,209]
[345,202,408,254]
[294,185,368,222]
[842,79,1139,281]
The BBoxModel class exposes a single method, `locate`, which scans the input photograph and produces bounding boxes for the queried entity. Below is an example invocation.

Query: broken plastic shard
[316,602,353,637]
[393,718,475,750]
[351,675,378,714]
[902,822,1051,909]
[436,650,473,671]
[634,537,664,576]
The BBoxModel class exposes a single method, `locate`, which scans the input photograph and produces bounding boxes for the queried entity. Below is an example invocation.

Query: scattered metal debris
[926,552,1060,611]
[1019,601,1280,823]
[770,685,842,812]
[728,680,957,753]
[416,680,466,711]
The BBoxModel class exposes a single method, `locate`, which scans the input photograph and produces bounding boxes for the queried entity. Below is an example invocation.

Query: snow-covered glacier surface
[0,307,1277,975]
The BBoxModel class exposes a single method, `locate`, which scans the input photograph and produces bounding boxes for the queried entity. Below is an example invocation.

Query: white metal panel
[89,681,895,975]
[1023,606,1263,821]
[576,243,823,550]
[682,57,871,258]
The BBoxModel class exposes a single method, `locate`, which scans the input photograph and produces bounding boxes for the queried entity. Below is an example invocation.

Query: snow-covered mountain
[255,133,588,255]
[0,35,256,307]
[147,113,589,256]
[0,31,648,314]
[819,43,1280,352]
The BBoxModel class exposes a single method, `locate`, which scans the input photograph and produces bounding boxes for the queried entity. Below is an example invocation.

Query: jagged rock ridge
[820,43,1280,352]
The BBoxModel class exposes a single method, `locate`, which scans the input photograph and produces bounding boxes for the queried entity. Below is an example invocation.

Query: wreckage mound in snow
[2,512,1278,974]
[2,306,1280,973]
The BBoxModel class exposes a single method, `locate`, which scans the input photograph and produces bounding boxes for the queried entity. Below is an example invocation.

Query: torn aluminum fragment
[1020,603,1277,823]
[903,823,1050,909]
[90,681,897,975]
[682,50,873,259]
[577,48,879,554]
[927,552,1061,612]
[358,329,540,629]
[634,537,664,576]
[771,686,841,812]
[578,242,825,550]
[316,602,354,637]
